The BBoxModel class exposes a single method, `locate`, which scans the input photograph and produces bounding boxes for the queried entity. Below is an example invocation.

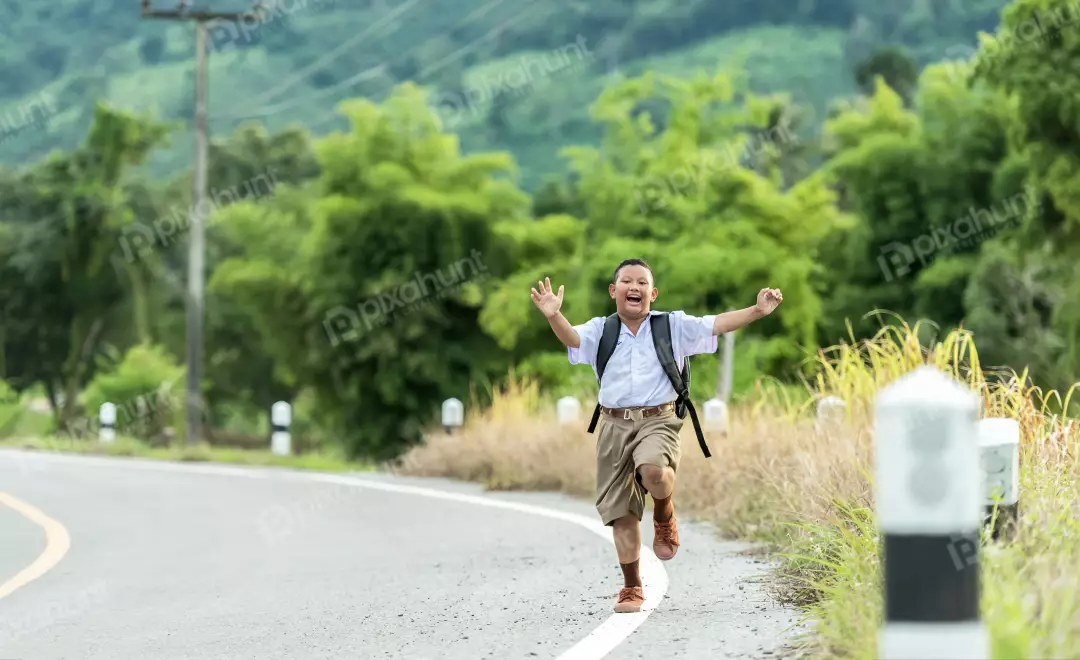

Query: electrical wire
[213,0,514,125]
[304,0,541,132]
[238,0,423,109]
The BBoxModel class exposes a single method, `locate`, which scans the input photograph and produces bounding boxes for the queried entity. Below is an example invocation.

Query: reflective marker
[557,396,581,425]
[442,398,464,435]
[271,401,291,456]
[978,417,1020,540]
[874,366,987,660]
[99,403,116,444]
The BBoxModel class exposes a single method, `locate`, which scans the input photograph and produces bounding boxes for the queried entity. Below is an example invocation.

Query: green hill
[1,0,1010,189]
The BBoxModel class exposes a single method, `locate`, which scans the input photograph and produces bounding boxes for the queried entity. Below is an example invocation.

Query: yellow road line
[0,492,71,600]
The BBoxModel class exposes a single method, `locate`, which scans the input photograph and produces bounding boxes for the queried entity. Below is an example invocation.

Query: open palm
[530,277,564,317]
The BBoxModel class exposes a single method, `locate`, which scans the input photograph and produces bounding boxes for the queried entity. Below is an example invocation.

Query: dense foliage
[1,0,1010,188]
[3,0,1078,460]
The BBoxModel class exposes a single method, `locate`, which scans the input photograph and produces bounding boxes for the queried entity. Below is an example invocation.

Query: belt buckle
[623,408,644,421]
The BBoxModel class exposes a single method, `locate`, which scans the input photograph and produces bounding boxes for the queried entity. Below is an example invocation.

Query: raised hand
[755,287,783,315]
[530,277,564,318]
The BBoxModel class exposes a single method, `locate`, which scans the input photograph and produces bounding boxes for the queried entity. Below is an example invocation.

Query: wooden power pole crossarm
[139,2,261,446]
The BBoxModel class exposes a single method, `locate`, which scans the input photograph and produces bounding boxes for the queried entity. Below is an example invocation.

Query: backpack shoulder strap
[649,313,712,458]
[649,313,686,391]
[587,313,622,434]
[595,313,622,384]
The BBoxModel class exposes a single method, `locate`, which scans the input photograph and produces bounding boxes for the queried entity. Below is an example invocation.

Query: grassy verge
[0,434,372,473]
[394,321,1080,658]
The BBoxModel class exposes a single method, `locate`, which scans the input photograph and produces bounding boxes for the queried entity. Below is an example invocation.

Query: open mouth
[626,293,642,305]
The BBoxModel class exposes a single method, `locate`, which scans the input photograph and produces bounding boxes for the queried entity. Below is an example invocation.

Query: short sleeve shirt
[567,310,718,408]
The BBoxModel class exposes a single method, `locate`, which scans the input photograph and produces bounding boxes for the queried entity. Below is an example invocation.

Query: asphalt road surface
[0,449,806,659]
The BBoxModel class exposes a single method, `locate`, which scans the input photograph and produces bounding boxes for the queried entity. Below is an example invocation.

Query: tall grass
[397,320,1080,658]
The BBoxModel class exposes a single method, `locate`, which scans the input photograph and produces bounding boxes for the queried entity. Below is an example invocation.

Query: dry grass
[398,318,1080,658]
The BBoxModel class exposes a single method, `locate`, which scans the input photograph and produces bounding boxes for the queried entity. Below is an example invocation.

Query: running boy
[529,258,783,613]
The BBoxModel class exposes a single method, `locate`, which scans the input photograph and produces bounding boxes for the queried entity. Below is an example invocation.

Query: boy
[529,258,783,613]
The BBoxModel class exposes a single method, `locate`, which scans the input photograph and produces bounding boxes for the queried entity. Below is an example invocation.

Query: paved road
[0,450,806,659]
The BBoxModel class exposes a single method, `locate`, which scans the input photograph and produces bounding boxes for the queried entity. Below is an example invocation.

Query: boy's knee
[637,464,666,489]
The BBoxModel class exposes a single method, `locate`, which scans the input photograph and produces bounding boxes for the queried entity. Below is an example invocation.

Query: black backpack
[585,312,711,458]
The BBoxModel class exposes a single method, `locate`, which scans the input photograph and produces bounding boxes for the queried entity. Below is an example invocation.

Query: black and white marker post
[442,397,463,435]
[978,417,1020,541]
[99,402,117,444]
[271,401,291,456]
[875,365,987,660]
[557,396,581,425]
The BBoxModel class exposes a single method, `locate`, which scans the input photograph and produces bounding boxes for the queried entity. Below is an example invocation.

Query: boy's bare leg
[611,515,645,612]
[639,465,679,559]
[612,515,642,572]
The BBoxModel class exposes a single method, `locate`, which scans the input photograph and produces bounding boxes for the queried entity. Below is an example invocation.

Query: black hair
[612,258,653,283]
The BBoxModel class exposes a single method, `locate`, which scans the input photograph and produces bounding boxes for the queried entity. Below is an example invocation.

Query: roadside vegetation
[397,321,1080,659]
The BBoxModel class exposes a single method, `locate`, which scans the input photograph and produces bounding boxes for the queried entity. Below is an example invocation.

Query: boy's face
[609,264,657,318]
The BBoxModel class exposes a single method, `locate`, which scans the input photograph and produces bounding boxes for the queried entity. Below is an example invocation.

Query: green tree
[0,103,170,429]
[480,69,851,384]
[211,83,530,460]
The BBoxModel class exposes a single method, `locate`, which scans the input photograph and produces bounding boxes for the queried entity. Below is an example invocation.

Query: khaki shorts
[594,409,684,526]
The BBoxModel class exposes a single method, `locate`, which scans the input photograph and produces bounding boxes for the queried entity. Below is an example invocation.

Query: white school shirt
[567,310,718,408]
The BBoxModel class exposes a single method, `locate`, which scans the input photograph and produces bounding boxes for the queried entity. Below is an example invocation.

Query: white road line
[0,449,667,659]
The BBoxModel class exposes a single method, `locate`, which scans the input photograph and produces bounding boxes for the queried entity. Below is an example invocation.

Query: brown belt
[600,401,676,421]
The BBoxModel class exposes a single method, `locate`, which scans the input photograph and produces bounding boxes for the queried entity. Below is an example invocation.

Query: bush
[82,343,185,444]
[0,379,23,439]
[397,318,1080,658]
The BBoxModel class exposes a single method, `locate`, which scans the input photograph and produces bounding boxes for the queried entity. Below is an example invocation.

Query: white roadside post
[977,418,1020,540]
[557,396,581,425]
[271,401,291,456]
[99,402,117,443]
[718,330,735,402]
[816,395,846,430]
[442,397,463,435]
[875,365,986,660]
[703,398,728,434]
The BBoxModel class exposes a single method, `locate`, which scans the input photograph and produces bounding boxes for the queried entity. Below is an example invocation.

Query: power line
[304,2,541,132]
[209,0,511,123]
[210,63,389,121]
[416,1,532,79]
[239,0,422,109]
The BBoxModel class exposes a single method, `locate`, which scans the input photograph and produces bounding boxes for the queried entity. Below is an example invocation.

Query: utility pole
[140,1,262,446]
